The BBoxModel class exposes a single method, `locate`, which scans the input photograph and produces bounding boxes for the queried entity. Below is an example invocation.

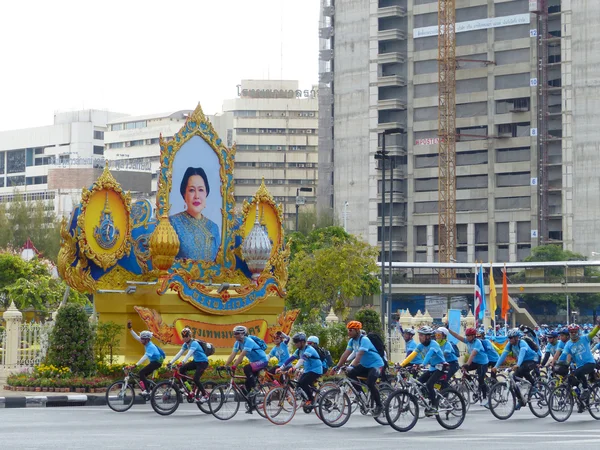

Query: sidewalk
[0,387,145,408]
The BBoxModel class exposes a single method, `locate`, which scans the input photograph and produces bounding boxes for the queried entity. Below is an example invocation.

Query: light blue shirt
[145,342,163,363]
[495,339,538,368]
[297,345,324,375]
[556,340,569,362]
[233,337,268,364]
[440,340,458,363]
[466,338,488,365]
[481,338,499,363]
[183,340,208,363]
[417,340,446,372]
[563,334,596,367]
[405,339,423,364]
[269,342,290,367]
[346,336,384,369]
[545,341,559,356]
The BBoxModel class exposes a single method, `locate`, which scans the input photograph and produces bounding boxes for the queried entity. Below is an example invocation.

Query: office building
[320,0,598,261]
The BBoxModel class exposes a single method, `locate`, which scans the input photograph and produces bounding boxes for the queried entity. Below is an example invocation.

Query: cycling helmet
[546,331,558,338]
[465,327,477,336]
[435,327,449,336]
[292,332,307,342]
[403,328,416,335]
[559,327,569,335]
[568,323,580,332]
[476,329,486,337]
[233,325,248,335]
[418,326,434,335]
[140,330,153,339]
[181,327,192,338]
[346,320,362,330]
[507,328,521,339]
[307,335,319,345]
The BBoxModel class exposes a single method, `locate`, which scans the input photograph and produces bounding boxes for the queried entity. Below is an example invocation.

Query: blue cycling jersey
[405,340,423,364]
[417,340,446,372]
[562,334,596,367]
[466,338,489,365]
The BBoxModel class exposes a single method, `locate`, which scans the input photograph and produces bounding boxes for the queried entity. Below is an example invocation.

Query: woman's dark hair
[180,167,210,198]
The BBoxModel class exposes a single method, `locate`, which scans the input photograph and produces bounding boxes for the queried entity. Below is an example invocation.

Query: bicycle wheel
[263,387,296,425]
[528,381,550,418]
[436,388,466,430]
[253,383,271,419]
[374,386,394,425]
[548,385,573,422]
[318,388,351,428]
[384,389,419,433]
[488,382,516,420]
[150,380,181,416]
[209,384,240,420]
[450,380,471,412]
[588,383,600,420]
[106,380,135,412]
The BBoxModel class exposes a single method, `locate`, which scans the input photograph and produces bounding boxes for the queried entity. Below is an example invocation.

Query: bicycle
[208,367,271,420]
[450,366,501,411]
[262,370,331,425]
[149,363,215,416]
[488,368,549,420]
[317,368,394,428]
[385,366,466,431]
[548,377,600,422]
[105,367,157,412]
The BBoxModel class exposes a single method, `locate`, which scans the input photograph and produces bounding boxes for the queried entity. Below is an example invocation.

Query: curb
[0,394,148,408]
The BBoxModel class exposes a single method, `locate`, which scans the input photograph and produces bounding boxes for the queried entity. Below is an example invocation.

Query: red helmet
[465,327,477,336]
[568,323,580,332]
[346,320,362,330]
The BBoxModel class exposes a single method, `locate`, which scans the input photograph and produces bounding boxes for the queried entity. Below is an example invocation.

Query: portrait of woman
[169,167,220,261]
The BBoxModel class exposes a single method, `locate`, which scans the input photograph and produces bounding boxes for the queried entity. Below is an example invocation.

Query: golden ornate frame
[76,164,133,270]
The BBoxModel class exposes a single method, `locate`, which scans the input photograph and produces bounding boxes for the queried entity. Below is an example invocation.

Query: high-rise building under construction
[318,0,600,262]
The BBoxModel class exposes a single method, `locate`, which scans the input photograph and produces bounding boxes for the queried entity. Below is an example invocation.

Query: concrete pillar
[3,301,23,368]
[467,223,475,262]
[509,221,517,262]
[426,225,434,262]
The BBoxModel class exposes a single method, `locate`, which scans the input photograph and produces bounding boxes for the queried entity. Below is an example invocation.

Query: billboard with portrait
[168,136,223,262]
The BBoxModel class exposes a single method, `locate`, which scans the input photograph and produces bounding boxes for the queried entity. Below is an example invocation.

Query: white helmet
[140,330,153,339]
[436,327,449,336]
[233,325,248,335]
[307,335,320,345]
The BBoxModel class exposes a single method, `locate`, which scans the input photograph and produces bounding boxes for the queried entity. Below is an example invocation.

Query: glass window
[94,130,105,140]
[109,142,124,149]
[0,177,4,187]
[7,175,25,187]
[125,122,136,130]
[111,123,123,131]
[0,151,4,173]
[94,145,104,155]
[7,149,25,173]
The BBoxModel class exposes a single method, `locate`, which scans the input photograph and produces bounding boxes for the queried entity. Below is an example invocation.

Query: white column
[509,221,517,262]
[426,225,434,262]
[3,301,23,369]
[467,223,475,262]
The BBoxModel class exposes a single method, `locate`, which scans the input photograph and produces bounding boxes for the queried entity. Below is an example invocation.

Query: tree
[5,276,88,313]
[94,321,124,365]
[286,226,380,322]
[0,193,61,262]
[354,306,384,338]
[0,252,48,309]
[46,303,96,375]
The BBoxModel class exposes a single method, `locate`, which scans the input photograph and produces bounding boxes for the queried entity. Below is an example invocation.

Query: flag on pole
[477,263,486,321]
[474,263,482,325]
[501,264,509,319]
[489,264,497,316]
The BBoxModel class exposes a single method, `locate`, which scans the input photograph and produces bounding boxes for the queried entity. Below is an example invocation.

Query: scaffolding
[537,0,550,244]
[437,0,457,278]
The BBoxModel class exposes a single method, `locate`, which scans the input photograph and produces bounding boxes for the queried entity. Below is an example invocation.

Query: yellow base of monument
[95,285,296,363]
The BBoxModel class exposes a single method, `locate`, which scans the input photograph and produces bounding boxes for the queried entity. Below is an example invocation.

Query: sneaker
[245,406,254,415]
[424,406,438,417]
[481,399,490,409]
[140,390,148,396]
[196,394,210,404]
[372,405,383,417]
[514,402,522,411]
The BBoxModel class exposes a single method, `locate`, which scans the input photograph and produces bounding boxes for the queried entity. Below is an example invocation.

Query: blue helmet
[559,328,569,335]
[546,331,558,338]
[507,328,522,338]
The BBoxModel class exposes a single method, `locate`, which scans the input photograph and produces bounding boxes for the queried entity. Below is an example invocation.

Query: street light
[295,187,313,231]
[375,127,402,331]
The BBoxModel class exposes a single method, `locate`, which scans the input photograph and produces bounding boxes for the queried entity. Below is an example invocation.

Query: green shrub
[292,321,348,361]
[46,303,95,375]
[354,306,384,338]
[94,321,123,365]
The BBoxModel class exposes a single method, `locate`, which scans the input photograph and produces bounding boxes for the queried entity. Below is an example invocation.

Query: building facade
[320,0,595,262]
[0,110,144,217]
[218,80,319,230]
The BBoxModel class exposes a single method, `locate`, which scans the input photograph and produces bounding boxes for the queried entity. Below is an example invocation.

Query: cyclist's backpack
[248,335,268,351]
[523,336,540,353]
[313,346,334,368]
[451,342,460,358]
[195,339,215,357]
[363,332,387,365]
[156,345,166,362]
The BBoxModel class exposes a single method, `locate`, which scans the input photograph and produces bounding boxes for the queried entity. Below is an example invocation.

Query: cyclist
[222,325,269,413]
[335,321,385,417]
[550,327,571,377]
[400,325,446,415]
[448,326,489,407]
[540,331,559,367]
[562,321,600,404]
[306,335,329,371]
[402,327,423,367]
[277,333,323,406]
[127,320,164,396]
[267,331,290,373]
[167,327,209,403]
[435,327,459,386]
[477,328,500,371]
[492,328,538,409]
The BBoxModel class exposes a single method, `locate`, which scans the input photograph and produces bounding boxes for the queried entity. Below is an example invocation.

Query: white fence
[17,322,53,367]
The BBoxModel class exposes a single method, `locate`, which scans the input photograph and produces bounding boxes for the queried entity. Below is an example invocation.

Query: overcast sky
[0,0,319,131]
